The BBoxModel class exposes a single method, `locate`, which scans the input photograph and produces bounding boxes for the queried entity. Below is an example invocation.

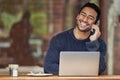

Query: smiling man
[44,2,107,75]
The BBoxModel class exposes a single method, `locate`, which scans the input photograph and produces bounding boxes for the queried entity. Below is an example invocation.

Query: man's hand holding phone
[89,24,101,41]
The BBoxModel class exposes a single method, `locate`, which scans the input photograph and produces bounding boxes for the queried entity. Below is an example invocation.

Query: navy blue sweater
[44,28,107,75]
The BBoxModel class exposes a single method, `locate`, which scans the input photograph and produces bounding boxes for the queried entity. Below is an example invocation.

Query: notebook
[59,51,100,76]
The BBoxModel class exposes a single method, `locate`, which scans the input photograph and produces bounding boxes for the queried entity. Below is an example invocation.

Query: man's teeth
[81,22,86,26]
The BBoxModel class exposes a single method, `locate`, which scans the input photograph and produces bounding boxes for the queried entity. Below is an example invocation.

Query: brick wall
[52,0,65,35]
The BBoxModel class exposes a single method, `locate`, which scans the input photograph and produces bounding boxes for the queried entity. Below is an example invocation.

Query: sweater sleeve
[86,39,107,74]
[44,36,62,75]
[86,40,100,51]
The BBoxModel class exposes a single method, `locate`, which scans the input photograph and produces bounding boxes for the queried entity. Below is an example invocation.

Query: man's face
[76,7,97,32]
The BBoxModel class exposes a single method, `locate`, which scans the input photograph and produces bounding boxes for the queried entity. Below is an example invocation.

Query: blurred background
[0,0,119,75]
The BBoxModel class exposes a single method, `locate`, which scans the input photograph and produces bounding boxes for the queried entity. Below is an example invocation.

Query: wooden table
[0,67,120,80]
[0,75,120,80]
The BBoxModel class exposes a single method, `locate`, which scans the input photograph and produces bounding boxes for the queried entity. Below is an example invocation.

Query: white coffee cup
[8,64,19,77]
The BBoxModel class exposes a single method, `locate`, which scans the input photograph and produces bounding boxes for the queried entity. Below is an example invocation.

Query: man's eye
[88,16,94,20]
[80,13,86,17]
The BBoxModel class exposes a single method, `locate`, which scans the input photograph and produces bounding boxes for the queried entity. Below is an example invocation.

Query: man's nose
[83,16,88,22]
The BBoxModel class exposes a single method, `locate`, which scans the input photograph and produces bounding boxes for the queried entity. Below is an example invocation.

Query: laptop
[59,51,100,76]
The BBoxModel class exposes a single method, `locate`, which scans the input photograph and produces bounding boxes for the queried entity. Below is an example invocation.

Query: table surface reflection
[0,75,120,80]
[0,66,120,80]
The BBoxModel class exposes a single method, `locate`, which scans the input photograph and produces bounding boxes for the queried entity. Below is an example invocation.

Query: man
[44,2,106,75]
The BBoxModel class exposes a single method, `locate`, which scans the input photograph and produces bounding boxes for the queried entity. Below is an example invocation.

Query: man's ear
[95,20,100,26]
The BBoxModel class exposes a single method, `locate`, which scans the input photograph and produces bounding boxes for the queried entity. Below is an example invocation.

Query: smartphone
[91,22,99,35]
